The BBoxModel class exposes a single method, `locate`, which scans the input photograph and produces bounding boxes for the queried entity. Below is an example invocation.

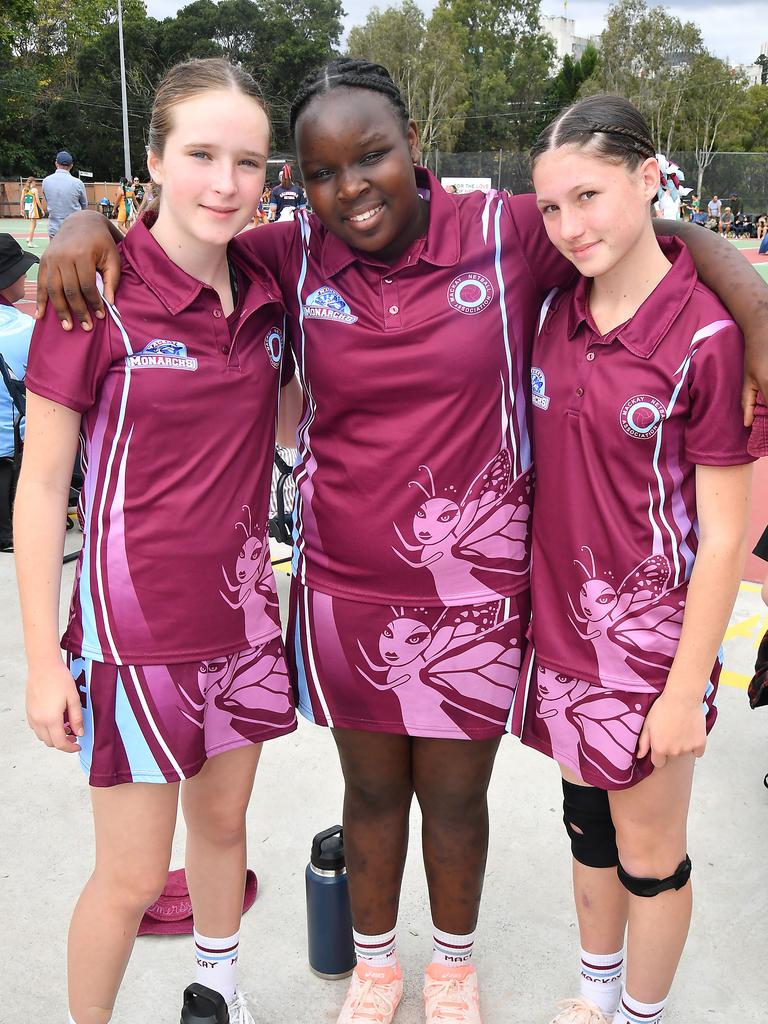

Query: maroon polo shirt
[233,169,575,606]
[529,237,752,690]
[26,219,292,664]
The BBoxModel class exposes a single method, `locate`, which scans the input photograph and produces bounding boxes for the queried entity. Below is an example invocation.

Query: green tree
[677,55,749,195]
[347,0,469,156]
[588,0,705,154]
[547,43,599,109]
[438,0,554,151]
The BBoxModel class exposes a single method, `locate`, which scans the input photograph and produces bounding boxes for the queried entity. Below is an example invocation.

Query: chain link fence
[429,151,768,214]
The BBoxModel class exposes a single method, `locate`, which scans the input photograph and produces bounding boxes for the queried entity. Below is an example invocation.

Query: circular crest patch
[620,395,666,439]
[447,273,494,315]
[264,327,283,369]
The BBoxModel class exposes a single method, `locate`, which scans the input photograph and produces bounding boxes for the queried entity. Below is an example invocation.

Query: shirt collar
[319,166,461,279]
[566,236,697,358]
[121,218,277,315]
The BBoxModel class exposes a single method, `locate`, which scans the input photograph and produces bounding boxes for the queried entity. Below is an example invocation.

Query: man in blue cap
[42,150,88,238]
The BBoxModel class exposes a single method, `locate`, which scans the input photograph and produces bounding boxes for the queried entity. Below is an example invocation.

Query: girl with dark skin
[35,62,768,1024]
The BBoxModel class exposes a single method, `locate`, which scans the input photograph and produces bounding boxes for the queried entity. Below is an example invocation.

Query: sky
[144,0,767,68]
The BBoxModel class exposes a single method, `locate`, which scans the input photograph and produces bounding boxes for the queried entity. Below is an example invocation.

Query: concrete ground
[1,219,767,1021]
[2,541,767,1023]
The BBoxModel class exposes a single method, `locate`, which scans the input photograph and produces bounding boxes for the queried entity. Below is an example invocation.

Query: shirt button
[384,278,393,284]
[213,308,223,318]
[388,305,399,315]
[586,351,595,361]
[221,344,230,354]
[576,386,584,397]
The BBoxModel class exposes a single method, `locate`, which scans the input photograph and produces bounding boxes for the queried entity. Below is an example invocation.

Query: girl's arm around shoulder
[638,461,752,768]
[655,218,768,423]
[14,392,85,754]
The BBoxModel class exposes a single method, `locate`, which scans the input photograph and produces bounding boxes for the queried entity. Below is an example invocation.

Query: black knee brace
[562,779,618,868]
[617,855,692,897]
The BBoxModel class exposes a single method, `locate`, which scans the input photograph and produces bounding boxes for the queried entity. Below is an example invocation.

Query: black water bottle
[180,983,229,1023]
[305,825,356,979]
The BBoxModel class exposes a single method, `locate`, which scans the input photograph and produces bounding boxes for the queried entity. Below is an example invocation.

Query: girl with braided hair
[34,63,768,1024]
[517,94,752,1024]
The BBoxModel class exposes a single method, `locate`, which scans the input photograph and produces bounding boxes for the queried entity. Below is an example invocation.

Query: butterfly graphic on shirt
[566,546,684,692]
[175,644,293,739]
[220,505,279,640]
[356,602,521,734]
[531,665,648,787]
[391,451,532,604]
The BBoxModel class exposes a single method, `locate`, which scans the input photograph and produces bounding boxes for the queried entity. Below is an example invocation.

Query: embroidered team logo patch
[447,273,494,315]
[264,327,283,369]
[531,367,550,410]
[126,339,197,371]
[302,285,358,324]
[620,395,666,439]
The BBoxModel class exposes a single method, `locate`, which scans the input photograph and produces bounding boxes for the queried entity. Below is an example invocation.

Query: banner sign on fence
[441,176,493,194]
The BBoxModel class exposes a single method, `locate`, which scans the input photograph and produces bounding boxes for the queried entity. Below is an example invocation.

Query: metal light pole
[117,0,132,179]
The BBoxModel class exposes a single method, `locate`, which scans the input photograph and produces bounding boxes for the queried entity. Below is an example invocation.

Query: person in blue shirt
[0,234,38,551]
[268,163,306,221]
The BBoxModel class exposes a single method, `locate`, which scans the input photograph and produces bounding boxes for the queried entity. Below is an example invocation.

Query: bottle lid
[311,825,345,871]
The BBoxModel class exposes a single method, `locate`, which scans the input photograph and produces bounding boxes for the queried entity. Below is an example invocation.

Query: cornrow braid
[588,123,656,158]
[530,95,656,172]
[290,58,410,136]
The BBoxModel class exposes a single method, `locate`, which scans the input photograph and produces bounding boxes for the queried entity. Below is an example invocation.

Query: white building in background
[542,15,600,61]
[733,43,767,86]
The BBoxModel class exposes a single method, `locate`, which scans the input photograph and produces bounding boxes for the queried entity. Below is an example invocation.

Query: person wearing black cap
[0,234,38,551]
[41,150,88,238]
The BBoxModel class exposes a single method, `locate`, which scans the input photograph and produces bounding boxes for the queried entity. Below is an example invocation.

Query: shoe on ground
[337,961,404,1023]
[423,962,482,1023]
[548,996,613,1024]
[228,988,257,1024]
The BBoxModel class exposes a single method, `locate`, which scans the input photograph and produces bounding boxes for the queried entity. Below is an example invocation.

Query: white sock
[353,927,398,966]
[579,947,624,1014]
[194,928,240,1004]
[613,989,667,1024]
[68,1015,78,1024]
[431,925,476,966]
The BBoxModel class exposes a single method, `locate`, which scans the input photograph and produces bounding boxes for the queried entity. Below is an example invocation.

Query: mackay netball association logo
[264,327,283,369]
[620,395,667,439]
[447,273,494,315]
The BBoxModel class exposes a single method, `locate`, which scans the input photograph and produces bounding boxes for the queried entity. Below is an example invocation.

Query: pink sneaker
[548,997,612,1024]
[423,963,482,1023]
[336,961,404,1023]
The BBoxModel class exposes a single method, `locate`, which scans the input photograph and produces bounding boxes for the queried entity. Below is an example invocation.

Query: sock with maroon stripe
[579,947,624,1015]
[194,928,240,1004]
[612,989,666,1024]
[431,925,476,966]
[353,926,398,966]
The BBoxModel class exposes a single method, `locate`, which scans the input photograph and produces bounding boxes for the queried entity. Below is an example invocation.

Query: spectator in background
[720,206,734,237]
[0,234,38,552]
[707,194,722,227]
[20,177,45,248]
[758,214,767,240]
[41,151,88,238]
[269,164,306,222]
[114,176,134,234]
[130,176,146,223]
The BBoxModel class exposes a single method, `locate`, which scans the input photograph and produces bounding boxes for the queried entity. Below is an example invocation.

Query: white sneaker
[228,988,257,1024]
[548,997,612,1024]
